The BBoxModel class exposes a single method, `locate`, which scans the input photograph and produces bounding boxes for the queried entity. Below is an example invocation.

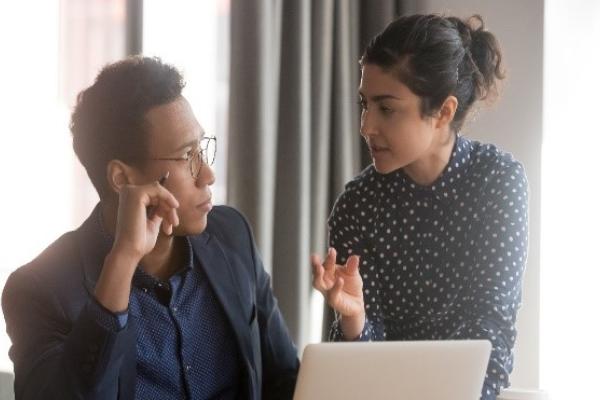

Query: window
[0,0,128,371]
[0,0,229,372]
[143,0,230,204]
[540,1,600,398]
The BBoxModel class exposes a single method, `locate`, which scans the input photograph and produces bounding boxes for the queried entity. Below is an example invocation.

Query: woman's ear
[436,95,458,130]
[106,160,134,194]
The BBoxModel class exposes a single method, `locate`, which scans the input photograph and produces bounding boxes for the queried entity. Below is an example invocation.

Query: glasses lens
[190,137,217,179]
[190,150,201,178]
[201,136,217,166]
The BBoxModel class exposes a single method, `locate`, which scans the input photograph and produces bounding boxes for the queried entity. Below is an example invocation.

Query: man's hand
[112,181,180,263]
[95,178,179,313]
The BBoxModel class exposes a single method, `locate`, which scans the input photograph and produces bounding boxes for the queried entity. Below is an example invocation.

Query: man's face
[140,96,215,235]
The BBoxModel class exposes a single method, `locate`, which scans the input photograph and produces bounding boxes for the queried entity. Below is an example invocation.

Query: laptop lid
[293,340,492,400]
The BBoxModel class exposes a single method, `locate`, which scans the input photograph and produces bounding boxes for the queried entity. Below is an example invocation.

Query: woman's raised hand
[311,248,364,318]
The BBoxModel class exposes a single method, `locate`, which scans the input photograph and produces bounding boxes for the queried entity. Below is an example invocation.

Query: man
[2,56,299,399]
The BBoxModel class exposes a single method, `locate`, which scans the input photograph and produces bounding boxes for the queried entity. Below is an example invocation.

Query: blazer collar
[76,203,113,295]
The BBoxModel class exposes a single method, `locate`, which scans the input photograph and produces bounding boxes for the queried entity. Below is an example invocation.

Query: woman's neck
[403,131,456,186]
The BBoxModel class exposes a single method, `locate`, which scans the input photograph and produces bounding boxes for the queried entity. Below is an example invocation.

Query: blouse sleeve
[451,161,529,400]
[326,189,385,342]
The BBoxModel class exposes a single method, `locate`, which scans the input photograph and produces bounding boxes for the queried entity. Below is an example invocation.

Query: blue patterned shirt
[91,210,242,399]
[328,134,528,400]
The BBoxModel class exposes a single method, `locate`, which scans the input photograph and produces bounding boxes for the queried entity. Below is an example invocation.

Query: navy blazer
[2,205,299,399]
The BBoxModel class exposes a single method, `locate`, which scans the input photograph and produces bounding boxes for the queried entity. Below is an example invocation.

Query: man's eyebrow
[172,138,200,153]
[170,128,205,153]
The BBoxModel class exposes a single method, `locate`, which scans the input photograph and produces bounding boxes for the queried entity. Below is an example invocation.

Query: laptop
[293,340,492,400]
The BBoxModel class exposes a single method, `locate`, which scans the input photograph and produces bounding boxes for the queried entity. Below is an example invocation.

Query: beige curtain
[227,0,414,348]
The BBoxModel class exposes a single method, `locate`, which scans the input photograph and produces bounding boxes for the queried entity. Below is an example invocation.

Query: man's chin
[172,217,208,237]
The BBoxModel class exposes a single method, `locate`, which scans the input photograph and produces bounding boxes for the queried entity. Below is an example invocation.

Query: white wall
[418,0,544,390]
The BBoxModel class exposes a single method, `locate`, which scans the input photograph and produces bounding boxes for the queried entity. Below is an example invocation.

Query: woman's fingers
[346,255,361,275]
[323,247,336,274]
[326,276,345,309]
[311,254,329,292]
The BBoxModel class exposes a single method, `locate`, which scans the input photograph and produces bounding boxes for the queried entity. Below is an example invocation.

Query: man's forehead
[144,98,204,154]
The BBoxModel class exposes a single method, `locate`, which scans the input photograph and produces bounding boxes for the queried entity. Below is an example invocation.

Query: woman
[311,14,528,400]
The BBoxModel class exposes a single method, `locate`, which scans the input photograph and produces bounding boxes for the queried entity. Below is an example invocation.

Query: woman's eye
[379,105,394,114]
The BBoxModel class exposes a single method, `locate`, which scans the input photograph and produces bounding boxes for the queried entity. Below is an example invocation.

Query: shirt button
[185,365,191,372]
[172,307,178,313]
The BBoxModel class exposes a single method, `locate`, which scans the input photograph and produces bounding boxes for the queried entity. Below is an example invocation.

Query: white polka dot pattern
[327,135,528,400]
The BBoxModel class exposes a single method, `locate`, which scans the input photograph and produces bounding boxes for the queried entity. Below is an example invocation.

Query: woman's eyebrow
[358,91,404,102]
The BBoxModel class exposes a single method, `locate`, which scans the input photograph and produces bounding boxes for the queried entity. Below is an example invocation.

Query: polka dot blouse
[328,134,528,400]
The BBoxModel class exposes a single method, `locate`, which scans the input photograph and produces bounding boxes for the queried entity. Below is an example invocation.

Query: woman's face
[359,63,439,174]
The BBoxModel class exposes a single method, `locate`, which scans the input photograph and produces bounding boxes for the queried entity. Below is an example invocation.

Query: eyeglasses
[152,136,217,179]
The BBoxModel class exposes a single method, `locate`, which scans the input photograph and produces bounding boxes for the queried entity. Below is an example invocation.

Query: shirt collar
[131,237,195,289]
[428,134,472,201]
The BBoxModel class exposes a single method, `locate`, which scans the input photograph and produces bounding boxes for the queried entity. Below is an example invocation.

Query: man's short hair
[70,56,185,198]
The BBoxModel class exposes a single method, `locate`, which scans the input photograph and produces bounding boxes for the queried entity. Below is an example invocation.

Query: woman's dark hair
[70,56,185,198]
[361,14,504,132]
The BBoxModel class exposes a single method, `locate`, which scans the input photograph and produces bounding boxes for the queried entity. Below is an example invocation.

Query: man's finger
[141,183,180,210]
[169,207,179,227]
[162,220,173,236]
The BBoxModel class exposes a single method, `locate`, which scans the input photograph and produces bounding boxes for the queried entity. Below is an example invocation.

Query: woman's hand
[311,248,364,318]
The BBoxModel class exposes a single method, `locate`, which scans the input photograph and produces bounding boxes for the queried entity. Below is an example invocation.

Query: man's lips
[197,197,213,210]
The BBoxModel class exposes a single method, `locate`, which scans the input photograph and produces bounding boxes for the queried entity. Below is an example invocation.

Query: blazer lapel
[189,232,254,365]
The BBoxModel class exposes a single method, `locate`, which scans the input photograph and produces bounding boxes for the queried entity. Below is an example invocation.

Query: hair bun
[450,15,504,101]
[469,16,504,100]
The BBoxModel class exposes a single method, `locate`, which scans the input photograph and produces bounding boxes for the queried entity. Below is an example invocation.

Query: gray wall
[418,0,544,389]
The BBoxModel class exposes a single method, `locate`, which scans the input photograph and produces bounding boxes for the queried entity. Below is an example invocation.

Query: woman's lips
[369,145,389,154]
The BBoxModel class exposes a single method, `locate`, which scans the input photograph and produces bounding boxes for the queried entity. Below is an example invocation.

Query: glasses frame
[152,135,217,179]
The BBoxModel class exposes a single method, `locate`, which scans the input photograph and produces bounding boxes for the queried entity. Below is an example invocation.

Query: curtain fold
[228,0,412,348]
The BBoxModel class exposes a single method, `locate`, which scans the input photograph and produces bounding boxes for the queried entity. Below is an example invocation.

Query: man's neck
[140,234,185,281]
